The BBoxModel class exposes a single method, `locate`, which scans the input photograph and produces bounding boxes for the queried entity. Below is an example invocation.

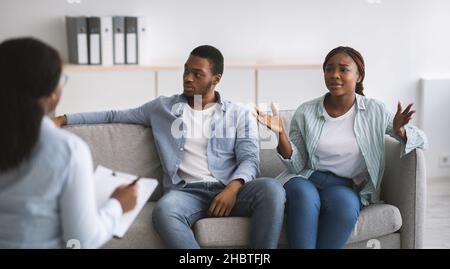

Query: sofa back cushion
[259,110,296,178]
[64,124,164,201]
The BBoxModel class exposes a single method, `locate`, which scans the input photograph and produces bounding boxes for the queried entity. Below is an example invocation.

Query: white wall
[1,0,450,106]
[421,79,450,178]
[258,68,325,110]
[55,71,155,114]
[1,0,449,178]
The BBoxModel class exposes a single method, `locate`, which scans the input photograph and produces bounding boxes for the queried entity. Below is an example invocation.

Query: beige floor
[424,177,450,249]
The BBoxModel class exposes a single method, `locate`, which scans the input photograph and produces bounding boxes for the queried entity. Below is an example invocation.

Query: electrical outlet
[439,154,450,168]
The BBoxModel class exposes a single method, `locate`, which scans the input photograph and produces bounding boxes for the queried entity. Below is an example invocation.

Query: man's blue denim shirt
[67,92,260,191]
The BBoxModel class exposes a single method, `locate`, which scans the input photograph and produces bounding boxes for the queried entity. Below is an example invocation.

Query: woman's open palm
[393,101,415,138]
[254,103,284,134]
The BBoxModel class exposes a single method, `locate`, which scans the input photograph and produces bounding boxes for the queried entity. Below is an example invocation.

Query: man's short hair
[190,45,224,76]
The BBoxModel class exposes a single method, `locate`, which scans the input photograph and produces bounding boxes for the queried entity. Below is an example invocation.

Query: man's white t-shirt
[178,104,220,184]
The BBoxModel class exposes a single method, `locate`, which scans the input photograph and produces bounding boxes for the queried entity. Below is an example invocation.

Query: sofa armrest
[380,137,427,249]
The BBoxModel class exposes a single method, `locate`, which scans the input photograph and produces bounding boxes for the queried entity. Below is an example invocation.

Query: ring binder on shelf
[66,15,147,66]
[87,17,101,65]
[125,16,138,65]
[100,16,114,66]
[66,16,88,65]
[137,16,148,65]
[113,16,125,64]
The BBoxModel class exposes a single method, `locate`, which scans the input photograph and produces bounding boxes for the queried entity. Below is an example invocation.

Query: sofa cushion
[102,202,401,248]
[193,217,252,248]
[259,148,286,178]
[193,203,402,248]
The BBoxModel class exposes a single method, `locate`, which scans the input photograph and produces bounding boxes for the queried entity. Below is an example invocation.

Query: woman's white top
[315,103,368,181]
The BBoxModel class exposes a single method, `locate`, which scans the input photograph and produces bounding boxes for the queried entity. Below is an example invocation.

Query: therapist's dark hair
[0,37,62,172]
[323,46,365,96]
[190,45,224,76]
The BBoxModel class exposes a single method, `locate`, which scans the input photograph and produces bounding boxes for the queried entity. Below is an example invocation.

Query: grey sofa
[64,110,426,249]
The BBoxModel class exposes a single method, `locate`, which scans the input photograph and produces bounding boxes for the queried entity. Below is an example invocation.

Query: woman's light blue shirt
[0,117,122,248]
[276,94,428,206]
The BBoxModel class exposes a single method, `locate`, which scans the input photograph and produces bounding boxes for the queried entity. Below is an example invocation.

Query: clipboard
[94,165,158,238]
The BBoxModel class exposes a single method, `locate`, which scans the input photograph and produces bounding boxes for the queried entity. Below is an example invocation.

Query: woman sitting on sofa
[0,37,137,248]
[255,46,428,249]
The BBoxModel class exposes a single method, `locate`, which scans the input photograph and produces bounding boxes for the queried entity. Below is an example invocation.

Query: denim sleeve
[229,108,260,184]
[66,100,155,128]
[383,103,429,157]
[277,109,309,174]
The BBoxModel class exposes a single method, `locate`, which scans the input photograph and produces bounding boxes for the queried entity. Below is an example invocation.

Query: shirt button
[180,148,184,151]
[175,164,179,168]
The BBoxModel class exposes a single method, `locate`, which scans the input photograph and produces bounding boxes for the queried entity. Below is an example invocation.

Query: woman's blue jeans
[284,171,361,249]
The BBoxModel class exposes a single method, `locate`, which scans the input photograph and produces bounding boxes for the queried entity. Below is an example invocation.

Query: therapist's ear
[49,87,62,111]
[39,86,62,115]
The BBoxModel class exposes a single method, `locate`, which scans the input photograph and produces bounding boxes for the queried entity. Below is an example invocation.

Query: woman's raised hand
[393,101,415,140]
[254,103,285,134]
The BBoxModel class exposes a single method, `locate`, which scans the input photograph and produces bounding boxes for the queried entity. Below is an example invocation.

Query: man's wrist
[226,179,244,192]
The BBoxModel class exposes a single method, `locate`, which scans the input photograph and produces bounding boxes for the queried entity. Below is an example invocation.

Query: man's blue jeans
[284,171,361,249]
[152,178,286,249]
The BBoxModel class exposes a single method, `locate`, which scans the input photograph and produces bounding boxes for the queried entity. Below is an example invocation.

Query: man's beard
[184,81,213,97]
[202,81,213,95]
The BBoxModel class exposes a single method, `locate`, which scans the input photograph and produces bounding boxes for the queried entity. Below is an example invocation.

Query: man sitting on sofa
[53,45,286,249]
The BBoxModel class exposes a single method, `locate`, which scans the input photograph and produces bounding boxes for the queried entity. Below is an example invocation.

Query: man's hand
[208,179,243,217]
[393,101,415,141]
[52,115,68,127]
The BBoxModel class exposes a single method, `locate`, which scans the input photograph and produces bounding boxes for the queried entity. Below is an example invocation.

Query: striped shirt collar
[316,93,367,118]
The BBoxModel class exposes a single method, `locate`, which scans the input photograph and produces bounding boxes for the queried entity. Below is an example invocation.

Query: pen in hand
[111,176,139,213]
[111,171,140,187]
[129,176,141,186]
